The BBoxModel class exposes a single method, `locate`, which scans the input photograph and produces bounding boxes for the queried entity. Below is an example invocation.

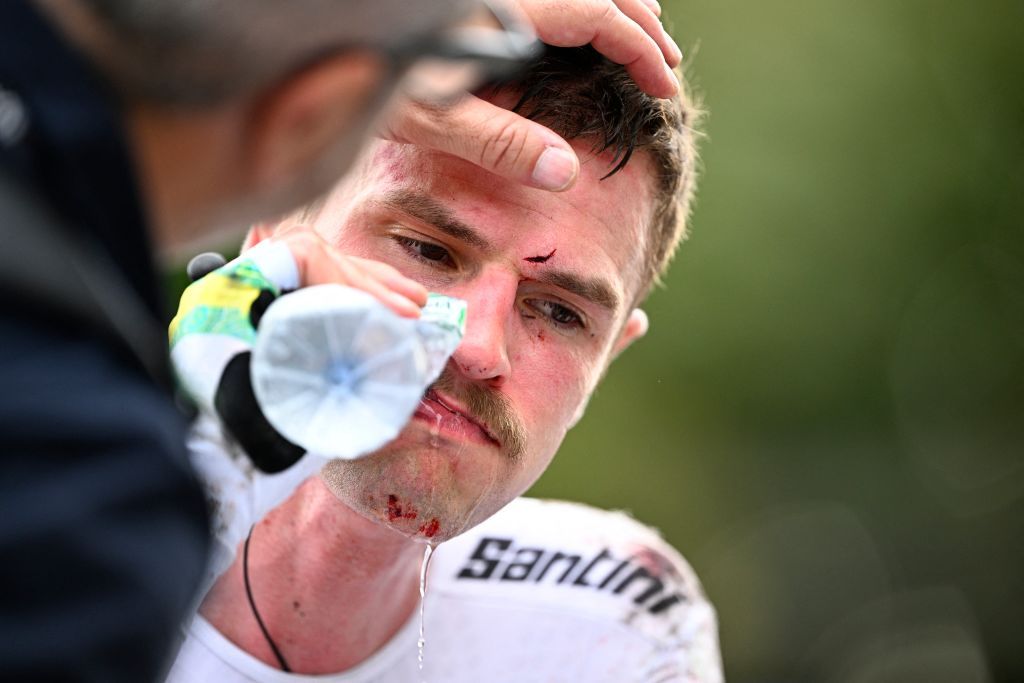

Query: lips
[414,388,500,448]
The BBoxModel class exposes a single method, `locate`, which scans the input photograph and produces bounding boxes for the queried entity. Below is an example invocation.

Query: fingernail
[532,147,578,191]
[642,0,662,15]
[664,63,680,95]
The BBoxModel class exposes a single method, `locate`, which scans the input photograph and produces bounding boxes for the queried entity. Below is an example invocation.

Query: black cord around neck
[244,525,292,672]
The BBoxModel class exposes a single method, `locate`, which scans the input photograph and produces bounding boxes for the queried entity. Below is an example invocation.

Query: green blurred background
[167,2,1022,680]
[524,1,1023,681]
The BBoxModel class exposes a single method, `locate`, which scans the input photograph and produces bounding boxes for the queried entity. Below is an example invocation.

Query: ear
[243,51,387,193]
[611,308,649,359]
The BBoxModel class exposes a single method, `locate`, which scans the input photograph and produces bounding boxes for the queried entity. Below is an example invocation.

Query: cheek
[510,344,601,434]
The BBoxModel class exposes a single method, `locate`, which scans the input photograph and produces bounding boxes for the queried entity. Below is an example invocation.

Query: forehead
[322,140,655,307]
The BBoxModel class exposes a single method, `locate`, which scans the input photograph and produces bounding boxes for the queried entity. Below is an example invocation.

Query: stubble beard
[318,369,530,542]
[319,429,510,544]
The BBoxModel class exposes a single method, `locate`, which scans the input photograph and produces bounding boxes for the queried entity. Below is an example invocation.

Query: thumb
[381,94,580,192]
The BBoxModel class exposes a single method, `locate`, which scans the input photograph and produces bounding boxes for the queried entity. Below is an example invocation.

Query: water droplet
[429,410,442,449]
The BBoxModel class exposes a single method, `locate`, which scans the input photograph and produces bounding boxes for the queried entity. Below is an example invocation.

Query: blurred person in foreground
[0,0,683,680]
[167,46,720,682]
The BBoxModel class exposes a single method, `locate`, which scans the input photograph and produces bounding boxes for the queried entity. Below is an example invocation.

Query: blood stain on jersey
[629,545,684,582]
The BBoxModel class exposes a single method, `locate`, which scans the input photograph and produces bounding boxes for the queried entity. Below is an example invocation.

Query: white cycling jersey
[166,419,723,682]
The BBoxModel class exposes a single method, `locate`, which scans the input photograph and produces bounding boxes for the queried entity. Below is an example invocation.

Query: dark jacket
[0,4,209,681]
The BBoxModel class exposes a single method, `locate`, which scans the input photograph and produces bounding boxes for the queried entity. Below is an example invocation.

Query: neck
[200,477,425,674]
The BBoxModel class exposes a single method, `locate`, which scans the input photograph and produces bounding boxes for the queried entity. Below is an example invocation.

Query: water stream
[417,543,436,677]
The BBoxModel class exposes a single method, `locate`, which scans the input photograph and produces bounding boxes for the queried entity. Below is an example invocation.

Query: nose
[450,271,514,387]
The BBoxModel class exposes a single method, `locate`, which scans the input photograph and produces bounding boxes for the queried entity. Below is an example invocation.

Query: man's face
[314,137,653,543]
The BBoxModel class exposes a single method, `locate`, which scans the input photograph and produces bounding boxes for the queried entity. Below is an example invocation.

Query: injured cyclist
[167,46,721,682]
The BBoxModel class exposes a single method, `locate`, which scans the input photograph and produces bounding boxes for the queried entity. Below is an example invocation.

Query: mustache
[431,369,526,464]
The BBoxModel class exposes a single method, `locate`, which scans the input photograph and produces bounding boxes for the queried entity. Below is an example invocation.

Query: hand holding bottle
[169,227,442,472]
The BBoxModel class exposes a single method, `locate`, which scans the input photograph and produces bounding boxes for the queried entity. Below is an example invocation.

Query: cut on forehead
[491,47,701,300]
[377,187,623,312]
[300,136,654,305]
[294,47,699,303]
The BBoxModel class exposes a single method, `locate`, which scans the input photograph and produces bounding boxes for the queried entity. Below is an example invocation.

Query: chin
[320,439,511,544]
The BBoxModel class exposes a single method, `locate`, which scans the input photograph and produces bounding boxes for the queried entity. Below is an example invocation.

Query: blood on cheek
[520,312,547,343]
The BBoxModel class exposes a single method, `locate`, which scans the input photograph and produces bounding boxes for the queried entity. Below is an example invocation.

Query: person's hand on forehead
[225,0,681,321]
[382,0,682,193]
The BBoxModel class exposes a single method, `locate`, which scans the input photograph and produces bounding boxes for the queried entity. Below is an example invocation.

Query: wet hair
[72,0,469,104]
[500,46,702,300]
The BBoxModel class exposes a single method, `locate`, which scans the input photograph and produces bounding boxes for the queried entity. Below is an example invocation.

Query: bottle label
[418,294,468,381]
[421,294,468,336]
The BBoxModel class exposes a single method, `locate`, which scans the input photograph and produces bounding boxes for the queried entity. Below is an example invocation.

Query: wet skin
[315,137,654,543]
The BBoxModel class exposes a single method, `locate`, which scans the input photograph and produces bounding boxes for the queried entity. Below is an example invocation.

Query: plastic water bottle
[250,284,467,460]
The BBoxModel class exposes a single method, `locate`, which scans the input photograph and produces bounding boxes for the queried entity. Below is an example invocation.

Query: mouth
[414,388,501,448]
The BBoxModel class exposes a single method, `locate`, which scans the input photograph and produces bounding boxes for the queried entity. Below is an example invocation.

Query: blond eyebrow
[381,190,492,252]
[532,269,619,312]
[381,189,620,313]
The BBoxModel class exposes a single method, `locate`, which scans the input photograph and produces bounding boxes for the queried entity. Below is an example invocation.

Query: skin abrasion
[384,493,441,539]
[386,494,418,521]
[418,518,441,538]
